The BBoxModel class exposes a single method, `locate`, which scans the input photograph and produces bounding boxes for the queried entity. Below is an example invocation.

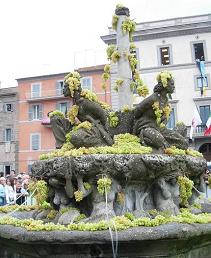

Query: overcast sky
[0,0,211,88]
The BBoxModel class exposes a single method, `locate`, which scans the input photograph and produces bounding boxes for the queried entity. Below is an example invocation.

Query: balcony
[26,89,67,102]
[186,125,208,138]
[41,117,51,127]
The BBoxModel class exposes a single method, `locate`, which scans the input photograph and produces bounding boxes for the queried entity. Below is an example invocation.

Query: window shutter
[3,129,6,142]
[32,134,40,150]
[3,104,6,112]
[39,104,43,119]
[28,106,33,121]
[56,103,60,111]
[11,129,14,141]
[135,48,140,70]
[10,104,13,112]
[56,81,61,95]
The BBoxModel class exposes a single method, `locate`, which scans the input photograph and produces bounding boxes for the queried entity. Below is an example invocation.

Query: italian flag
[204,113,211,136]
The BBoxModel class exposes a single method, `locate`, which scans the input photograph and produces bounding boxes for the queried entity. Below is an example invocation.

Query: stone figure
[133,73,188,150]
[50,114,72,149]
[50,73,113,149]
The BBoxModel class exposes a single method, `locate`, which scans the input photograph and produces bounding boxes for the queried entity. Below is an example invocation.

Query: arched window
[199,143,211,161]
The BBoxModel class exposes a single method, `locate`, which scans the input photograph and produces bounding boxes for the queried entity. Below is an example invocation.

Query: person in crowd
[16,180,29,205]
[204,169,211,198]
[10,170,16,180]
[0,177,6,206]
[5,178,16,205]
[0,172,4,177]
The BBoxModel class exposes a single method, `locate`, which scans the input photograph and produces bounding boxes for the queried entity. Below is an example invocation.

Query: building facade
[101,13,211,161]
[0,87,18,175]
[17,65,110,173]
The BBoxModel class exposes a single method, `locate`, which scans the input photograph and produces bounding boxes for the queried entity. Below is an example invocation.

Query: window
[56,80,64,95]
[31,134,40,150]
[31,83,41,98]
[4,128,12,142]
[4,103,13,112]
[4,165,11,176]
[199,105,210,125]
[57,102,67,114]
[193,43,205,61]
[166,108,175,129]
[29,104,43,120]
[160,46,171,65]
[131,48,140,71]
[81,77,92,90]
[196,76,208,89]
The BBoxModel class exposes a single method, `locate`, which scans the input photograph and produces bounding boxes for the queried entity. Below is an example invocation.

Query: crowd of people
[0,170,30,206]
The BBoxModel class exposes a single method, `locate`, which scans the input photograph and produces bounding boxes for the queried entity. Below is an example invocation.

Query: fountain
[1,4,211,258]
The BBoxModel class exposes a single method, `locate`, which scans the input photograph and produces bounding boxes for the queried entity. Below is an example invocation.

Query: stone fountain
[1,5,211,258]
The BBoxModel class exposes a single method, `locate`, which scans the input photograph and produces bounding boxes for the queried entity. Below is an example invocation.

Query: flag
[196,59,206,96]
[204,113,211,136]
[190,106,202,139]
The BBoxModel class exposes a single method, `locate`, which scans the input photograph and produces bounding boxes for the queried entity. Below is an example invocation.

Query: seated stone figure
[50,72,113,149]
[133,72,188,150]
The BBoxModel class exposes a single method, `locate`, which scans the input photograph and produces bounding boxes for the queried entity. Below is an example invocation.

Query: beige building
[101,13,211,161]
[0,87,18,175]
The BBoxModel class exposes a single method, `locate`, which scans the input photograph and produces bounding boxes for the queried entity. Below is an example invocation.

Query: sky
[0,0,211,88]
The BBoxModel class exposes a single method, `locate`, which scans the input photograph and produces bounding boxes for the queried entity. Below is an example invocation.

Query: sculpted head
[63,71,82,98]
[154,71,175,94]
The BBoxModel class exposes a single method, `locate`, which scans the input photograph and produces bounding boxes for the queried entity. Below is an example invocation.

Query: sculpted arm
[134,95,156,118]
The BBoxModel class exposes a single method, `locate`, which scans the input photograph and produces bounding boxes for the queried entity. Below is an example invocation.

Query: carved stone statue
[133,75,188,150]
[50,76,113,149]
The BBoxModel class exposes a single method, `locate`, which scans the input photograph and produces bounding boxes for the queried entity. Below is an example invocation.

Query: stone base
[1,223,211,257]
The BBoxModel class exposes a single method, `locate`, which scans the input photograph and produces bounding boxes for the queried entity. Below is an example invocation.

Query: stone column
[116,7,133,109]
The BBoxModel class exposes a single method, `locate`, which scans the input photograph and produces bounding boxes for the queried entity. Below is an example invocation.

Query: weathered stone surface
[58,209,80,225]
[1,223,211,257]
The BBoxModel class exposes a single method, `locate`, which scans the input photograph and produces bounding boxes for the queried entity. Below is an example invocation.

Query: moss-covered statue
[133,71,188,150]
[50,72,113,149]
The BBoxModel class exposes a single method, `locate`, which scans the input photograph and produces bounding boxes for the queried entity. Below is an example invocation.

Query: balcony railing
[41,117,51,127]
[186,124,207,138]
[26,89,66,101]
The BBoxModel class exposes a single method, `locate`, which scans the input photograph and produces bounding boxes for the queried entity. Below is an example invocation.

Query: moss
[108,112,119,127]
[106,45,116,60]
[73,214,87,223]
[84,182,91,190]
[186,149,203,157]
[177,176,194,207]
[28,180,48,208]
[97,177,112,195]
[156,71,172,88]
[114,79,124,92]
[0,205,37,213]
[165,146,186,155]
[137,85,149,98]
[128,54,138,72]
[47,210,58,220]
[102,72,110,81]
[152,101,163,125]
[124,212,135,221]
[67,105,79,125]
[111,50,121,63]
[112,14,118,30]
[64,72,81,97]
[2,209,211,232]
[117,192,125,204]
[121,18,136,41]
[80,89,110,110]
[74,190,84,202]
[122,105,132,113]
[39,133,152,160]
[49,110,65,119]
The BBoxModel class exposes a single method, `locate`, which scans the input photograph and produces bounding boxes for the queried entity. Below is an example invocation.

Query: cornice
[101,20,211,44]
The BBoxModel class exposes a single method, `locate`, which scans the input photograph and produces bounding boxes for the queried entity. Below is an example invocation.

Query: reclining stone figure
[133,72,188,150]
